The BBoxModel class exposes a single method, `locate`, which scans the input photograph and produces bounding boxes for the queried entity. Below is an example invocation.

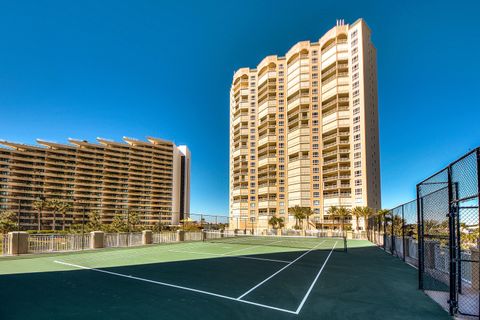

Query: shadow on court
[0,242,450,320]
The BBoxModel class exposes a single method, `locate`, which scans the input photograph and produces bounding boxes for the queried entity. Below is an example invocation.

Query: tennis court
[0,233,449,319]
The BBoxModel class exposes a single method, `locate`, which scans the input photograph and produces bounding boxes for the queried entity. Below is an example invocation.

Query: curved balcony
[232,147,248,158]
[232,115,249,127]
[232,188,249,197]
[258,156,277,168]
[258,200,277,209]
[258,185,277,195]
[258,135,277,147]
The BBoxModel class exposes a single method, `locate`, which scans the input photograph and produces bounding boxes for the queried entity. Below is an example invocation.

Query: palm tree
[358,207,373,231]
[352,207,363,231]
[289,205,306,229]
[268,216,285,230]
[46,199,64,231]
[277,217,285,229]
[326,206,338,223]
[268,216,279,230]
[376,209,391,234]
[32,197,47,232]
[377,209,390,231]
[303,207,315,230]
[59,202,73,231]
[335,207,351,231]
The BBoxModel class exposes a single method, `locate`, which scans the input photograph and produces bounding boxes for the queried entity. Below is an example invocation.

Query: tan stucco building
[229,19,381,230]
[0,136,190,229]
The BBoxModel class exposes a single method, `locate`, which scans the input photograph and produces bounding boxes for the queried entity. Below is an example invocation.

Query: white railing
[153,232,178,244]
[105,233,128,247]
[184,231,203,241]
[28,234,91,253]
[104,233,142,247]
[1,234,9,255]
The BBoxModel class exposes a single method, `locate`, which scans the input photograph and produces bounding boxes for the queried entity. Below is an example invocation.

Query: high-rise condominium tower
[229,19,380,230]
[0,136,190,230]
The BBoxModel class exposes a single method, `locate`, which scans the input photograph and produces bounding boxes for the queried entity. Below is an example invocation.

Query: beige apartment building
[0,136,190,230]
[229,19,380,231]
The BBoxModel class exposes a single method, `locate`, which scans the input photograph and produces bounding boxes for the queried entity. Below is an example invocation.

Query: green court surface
[0,239,449,320]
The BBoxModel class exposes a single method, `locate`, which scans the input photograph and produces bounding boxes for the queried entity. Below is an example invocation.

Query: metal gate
[417,148,479,317]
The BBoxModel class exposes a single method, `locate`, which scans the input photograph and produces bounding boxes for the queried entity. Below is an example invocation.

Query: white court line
[236,240,326,300]
[295,241,337,314]
[53,260,297,315]
[167,249,291,264]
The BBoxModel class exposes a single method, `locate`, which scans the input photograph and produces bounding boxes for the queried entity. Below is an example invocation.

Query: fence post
[477,149,480,298]
[390,211,394,255]
[453,182,462,295]
[90,231,105,249]
[383,215,386,251]
[7,232,28,255]
[402,205,406,262]
[142,230,152,245]
[417,185,424,290]
[447,165,458,315]
[178,230,185,242]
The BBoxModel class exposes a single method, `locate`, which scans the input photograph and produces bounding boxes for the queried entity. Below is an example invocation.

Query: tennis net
[203,231,346,252]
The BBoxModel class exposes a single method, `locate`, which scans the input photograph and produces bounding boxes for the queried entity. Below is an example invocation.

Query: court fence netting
[367,147,480,318]
[203,230,347,252]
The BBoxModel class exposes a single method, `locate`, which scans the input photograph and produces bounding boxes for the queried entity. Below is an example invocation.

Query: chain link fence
[418,148,479,317]
[367,200,419,267]
[368,148,479,318]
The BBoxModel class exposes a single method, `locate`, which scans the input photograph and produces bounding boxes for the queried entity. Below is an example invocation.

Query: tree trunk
[52,211,56,231]
[37,210,41,231]
[62,214,66,231]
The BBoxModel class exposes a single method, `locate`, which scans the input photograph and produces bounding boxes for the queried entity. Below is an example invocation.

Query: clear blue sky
[0,0,478,215]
